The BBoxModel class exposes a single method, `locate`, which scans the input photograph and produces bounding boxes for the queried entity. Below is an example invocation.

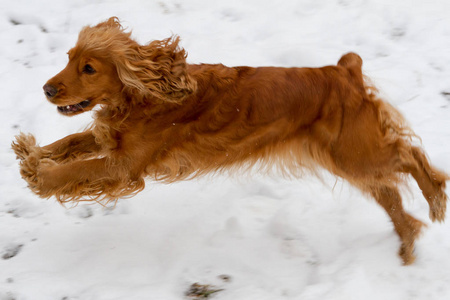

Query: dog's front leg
[32,157,144,203]
[12,131,101,164]
[42,130,101,163]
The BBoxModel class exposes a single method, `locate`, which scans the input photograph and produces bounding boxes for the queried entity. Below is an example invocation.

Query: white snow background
[1,0,450,299]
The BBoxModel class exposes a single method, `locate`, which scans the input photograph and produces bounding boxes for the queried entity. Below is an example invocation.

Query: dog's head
[43,17,196,116]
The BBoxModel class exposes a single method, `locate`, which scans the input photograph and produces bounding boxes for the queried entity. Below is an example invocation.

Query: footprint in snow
[2,244,24,260]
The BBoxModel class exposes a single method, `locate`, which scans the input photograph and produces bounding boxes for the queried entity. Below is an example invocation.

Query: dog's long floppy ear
[114,35,197,104]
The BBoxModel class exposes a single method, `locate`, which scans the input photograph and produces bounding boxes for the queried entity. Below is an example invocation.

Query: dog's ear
[115,36,197,104]
[94,16,122,30]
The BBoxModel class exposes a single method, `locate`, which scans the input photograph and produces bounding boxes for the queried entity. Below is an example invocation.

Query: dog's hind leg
[331,137,447,264]
[400,146,448,222]
[368,184,426,265]
[320,101,442,264]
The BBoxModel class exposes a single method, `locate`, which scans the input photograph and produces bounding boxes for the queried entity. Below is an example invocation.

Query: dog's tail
[338,52,414,143]
[337,52,363,71]
[337,52,364,88]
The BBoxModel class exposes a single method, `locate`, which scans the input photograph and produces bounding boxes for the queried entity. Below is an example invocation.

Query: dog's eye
[82,64,96,75]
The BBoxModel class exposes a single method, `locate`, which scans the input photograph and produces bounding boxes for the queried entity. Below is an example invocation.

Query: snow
[1,0,450,299]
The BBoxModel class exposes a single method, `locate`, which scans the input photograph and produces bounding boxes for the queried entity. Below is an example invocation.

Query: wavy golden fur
[12,17,448,265]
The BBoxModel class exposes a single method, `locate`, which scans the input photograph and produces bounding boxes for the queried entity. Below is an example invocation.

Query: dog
[12,17,448,265]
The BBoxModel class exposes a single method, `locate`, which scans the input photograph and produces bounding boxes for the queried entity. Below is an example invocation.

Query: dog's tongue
[58,105,77,114]
[57,100,91,114]
[67,105,79,112]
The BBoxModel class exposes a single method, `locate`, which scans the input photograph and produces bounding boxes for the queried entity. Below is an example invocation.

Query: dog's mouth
[57,100,91,115]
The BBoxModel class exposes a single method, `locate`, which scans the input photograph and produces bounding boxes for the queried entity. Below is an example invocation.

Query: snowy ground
[1,0,450,299]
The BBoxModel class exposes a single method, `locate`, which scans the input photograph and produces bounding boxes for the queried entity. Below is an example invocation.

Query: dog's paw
[19,153,57,197]
[11,133,37,160]
[429,193,447,223]
[12,133,51,162]
[19,152,41,189]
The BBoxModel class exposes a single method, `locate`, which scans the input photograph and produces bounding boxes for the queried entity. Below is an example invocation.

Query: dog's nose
[43,84,58,99]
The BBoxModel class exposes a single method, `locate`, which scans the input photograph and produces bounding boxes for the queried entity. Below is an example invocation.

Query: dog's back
[150,54,371,178]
